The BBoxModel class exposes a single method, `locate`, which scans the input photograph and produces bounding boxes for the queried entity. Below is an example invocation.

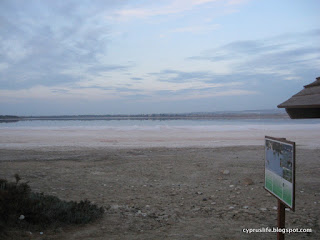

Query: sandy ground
[0,128,320,239]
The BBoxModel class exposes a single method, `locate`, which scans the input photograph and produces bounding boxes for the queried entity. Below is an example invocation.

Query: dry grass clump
[0,174,104,236]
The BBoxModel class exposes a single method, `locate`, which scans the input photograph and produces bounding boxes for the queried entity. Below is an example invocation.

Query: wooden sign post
[264,136,296,240]
[277,200,285,240]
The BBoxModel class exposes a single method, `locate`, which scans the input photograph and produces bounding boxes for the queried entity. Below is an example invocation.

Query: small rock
[40,232,44,235]
[229,185,234,188]
[222,170,230,175]
[242,178,254,185]
[273,206,277,210]
[202,198,208,201]
[196,191,203,195]
[229,206,235,209]
[19,215,25,220]
[260,208,267,211]
[285,208,290,211]
[243,206,249,209]
[110,204,120,210]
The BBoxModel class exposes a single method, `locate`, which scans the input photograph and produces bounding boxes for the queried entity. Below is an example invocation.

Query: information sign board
[265,136,295,210]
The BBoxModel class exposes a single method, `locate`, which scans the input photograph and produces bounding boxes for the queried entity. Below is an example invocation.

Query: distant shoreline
[0,110,288,122]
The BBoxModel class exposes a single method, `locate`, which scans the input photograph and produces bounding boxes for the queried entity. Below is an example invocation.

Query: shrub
[0,174,104,232]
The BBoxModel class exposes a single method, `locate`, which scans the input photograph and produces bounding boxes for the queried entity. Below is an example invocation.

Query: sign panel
[265,136,295,210]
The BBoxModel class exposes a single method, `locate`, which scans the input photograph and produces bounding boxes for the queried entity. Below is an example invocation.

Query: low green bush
[0,174,104,232]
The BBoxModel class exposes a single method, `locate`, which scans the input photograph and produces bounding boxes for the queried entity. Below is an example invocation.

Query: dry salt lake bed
[1,118,320,239]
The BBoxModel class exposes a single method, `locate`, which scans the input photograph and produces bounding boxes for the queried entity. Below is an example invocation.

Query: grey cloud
[153,90,176,95]
[187,40,286,61]
[0,0,126,90]
[187,29,320,78]
[68,85,143,93]
[131,77,143,81]
[150,69,214,83]
[51,89,70,94]
[223,41,289,56]
[123,94,150,100]
[87,64,130,74]
[149,69,250,85]
[243,47,320,70]
[149,70,319,104]
[114,87,142,92]
[188,29,320,63]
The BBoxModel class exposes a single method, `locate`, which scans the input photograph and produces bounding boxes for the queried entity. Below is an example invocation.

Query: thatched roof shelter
[278,77,320,119]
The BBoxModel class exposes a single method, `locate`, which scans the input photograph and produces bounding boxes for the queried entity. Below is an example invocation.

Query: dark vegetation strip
[0,174,104,237]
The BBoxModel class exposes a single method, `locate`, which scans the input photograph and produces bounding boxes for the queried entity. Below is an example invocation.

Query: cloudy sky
[0,0,319,115]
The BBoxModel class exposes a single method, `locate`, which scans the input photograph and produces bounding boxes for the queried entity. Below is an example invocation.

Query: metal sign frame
[264,136,295,211]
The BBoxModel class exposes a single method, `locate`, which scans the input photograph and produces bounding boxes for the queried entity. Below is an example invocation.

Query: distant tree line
[0,115,20,119]
[0,111,288,122]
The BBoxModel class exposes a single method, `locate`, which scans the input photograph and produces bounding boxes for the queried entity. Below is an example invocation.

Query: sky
[0,0,319,115]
